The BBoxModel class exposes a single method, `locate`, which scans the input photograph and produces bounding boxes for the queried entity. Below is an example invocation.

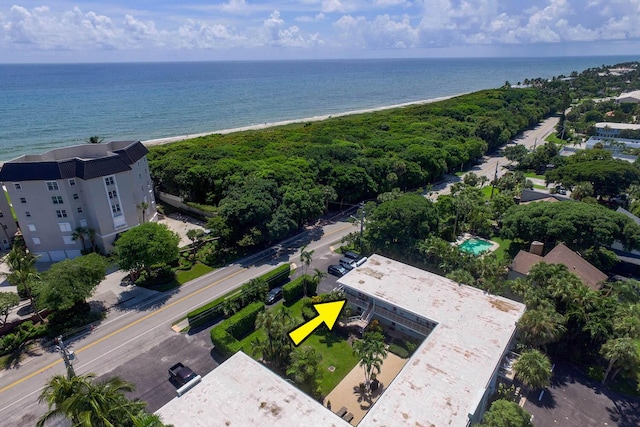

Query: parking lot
[524,362,640,427]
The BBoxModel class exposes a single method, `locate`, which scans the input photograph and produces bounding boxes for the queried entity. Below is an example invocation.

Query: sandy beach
[141,94,464,148]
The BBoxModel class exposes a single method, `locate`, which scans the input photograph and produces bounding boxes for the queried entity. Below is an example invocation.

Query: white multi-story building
[0,188,19,250]
[0,141,156,261]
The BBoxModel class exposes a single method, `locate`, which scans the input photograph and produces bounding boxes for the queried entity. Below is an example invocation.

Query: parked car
[168,363,198,386]
[328,264,348,277]
[339,257,357,270]
[265,287,283,305]
[344,251,368,267]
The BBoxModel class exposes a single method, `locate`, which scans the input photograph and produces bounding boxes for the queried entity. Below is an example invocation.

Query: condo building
[0,141,156,261]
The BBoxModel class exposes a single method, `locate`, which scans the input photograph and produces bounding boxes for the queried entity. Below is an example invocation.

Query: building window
[80,219,87,227]
[108,190,117,199]
[73,193,79,200]
[46,181,59,191]
[27,224,36,232]
[25,211,31,218]
[111,203,121,214]
[77,207,83,213]
[69,178,76,186]
[58,222,72,232]
[104,176,114,186]
[63,236,75,245]
[20,197,26,204]
[56,209,68,218]
[32,237,41,245]
[14,183,22,190]
[52,196,63,204]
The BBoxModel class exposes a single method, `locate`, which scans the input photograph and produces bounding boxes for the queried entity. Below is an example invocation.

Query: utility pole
[55,335,76,379]
[490,161,499,200]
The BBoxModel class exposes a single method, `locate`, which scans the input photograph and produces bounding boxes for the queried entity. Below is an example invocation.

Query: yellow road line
[0,222,352,395]
[0,268,245,394]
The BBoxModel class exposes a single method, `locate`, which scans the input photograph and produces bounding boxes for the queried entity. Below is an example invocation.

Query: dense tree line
[148,88,559,249]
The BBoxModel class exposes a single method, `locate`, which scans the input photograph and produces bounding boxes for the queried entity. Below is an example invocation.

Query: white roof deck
[156,351,350,427]
[340,255,526,426]
[595,122,640,131]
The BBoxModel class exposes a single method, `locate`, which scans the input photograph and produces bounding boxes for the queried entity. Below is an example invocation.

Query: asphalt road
[0,220,357,426]
[428,115,559,198]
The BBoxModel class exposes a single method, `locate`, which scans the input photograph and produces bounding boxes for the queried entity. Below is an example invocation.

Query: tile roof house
[510,243,608,291]
[517,189,571,204]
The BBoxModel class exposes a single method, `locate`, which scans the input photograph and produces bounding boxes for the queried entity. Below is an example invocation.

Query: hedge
[262,263,291,289]
[283,275,312,303]
[187,264,290,327]
[210,302,265,357]
[387,343,409,359]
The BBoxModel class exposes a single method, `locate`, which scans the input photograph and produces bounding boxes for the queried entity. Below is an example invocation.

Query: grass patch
[481,186,498,199]
[545,133,566,145]
[524,172,546,180]
[237,298,359,396]
[489,236,513,261]
[176,262,214,284]
[533,184,547,190]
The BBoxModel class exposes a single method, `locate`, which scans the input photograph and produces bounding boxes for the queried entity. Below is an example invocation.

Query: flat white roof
[340,255,525,426]
[156,351,350,427]
[595,122,640,131]
[616,90,640,101]
[156,255,525,426]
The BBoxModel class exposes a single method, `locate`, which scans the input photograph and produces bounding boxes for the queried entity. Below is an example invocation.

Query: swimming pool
[458,238,493,256]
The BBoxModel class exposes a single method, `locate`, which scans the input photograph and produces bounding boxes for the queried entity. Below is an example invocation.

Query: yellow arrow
[288,300,347,346]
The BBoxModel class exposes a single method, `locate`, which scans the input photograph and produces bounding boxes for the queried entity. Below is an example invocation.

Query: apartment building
[0,189,18,250]
[0,141,156,261]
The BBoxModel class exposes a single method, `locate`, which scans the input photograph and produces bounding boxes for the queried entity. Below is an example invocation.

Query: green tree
[546,159,640,199]
[71,227,88,253]
[4,244,43,321]
[85,136,105,144]
[600,337,640,384]
[517,308,566,349]
[137,201,150,223]
[286,345,323,396]
[503,144,529,163]
[353,331,388,391]
[570,182,594,201]
[221,297,240,318]
[513,349,552,390]
[38,253,108,312]
[0,292,20,326]
[253,306,294,368]
[113,222,180,279]
[186,229,205,255]
[480,399,532,427]
[300,245,314,296]
[37,373,145,427]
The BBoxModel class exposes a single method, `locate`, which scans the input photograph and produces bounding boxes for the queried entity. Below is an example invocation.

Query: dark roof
[511,243,607,291]
[0,141,147,182]
[616,207,640,226]
[519,189,571,204]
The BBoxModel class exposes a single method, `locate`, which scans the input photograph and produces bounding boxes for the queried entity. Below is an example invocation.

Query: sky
[1,0,640,63]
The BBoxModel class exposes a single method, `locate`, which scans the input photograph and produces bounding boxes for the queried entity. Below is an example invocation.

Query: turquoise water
[1,56,638,161]
[459,238,493,256]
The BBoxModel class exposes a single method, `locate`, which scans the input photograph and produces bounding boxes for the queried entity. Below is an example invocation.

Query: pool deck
[454,233,500,255]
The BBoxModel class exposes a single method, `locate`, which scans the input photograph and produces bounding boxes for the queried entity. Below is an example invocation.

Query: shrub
[283,275,310,303]
[404,339,418,355]
[210,302,265,357]
[587,365,605,382]
[262,264,291,289]
[388,343,409,358]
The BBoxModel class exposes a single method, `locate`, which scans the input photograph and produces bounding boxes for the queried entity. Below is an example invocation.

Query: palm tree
[600,337,639,384]
[221,297,239,318]
[513,349,552,391]
[131,412,173,427]
[137,201,150,223]
[72,227,88,252]
[254,307,294,367]
[5,244,44,322]
[85,136,105,144]
[87,228,98,252]
[517,308,567,349]
[352,331,388,391]
[286,345,323,395]
[37,373,144,427]
[300,245,314,296]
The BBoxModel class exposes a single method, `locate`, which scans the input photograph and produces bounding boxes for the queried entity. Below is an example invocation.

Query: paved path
[324,352,407,425]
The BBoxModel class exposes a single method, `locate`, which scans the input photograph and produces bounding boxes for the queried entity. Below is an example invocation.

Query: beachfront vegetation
[148,87,562,256]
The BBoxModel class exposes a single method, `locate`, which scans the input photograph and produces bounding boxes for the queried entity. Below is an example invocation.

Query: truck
[168,362,198,387]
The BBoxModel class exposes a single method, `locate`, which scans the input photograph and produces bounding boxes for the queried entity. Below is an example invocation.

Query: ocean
[0,56,638,161]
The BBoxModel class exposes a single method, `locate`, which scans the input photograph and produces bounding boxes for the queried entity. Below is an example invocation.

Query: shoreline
[142,94,465,148]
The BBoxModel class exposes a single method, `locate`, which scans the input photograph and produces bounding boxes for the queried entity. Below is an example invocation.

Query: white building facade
[0,141,156,261]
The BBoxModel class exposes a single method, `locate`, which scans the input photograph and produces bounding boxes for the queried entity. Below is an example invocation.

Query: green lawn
[237,298,360,396]
[533,184,547,190]
[481,186,498,199]
[489,236,513,261]
[176,262,214,284]
[524,172,546,180]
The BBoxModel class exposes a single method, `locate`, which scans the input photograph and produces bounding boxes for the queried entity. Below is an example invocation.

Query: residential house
[616,90,640,104]
[0,141,156,261]
[510,242,608,291]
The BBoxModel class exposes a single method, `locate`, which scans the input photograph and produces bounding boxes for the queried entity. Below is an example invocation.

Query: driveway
[524,362,640,427]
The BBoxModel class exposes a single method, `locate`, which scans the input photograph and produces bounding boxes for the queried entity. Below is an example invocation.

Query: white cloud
[295,13,325,22]
[221,0,250,14]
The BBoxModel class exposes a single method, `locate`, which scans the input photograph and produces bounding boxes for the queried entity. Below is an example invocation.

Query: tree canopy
[546,159,640,199]
[480,399,532,427]
[500,201,640,252]
[113,222,180,276]
[38,253,108,312]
